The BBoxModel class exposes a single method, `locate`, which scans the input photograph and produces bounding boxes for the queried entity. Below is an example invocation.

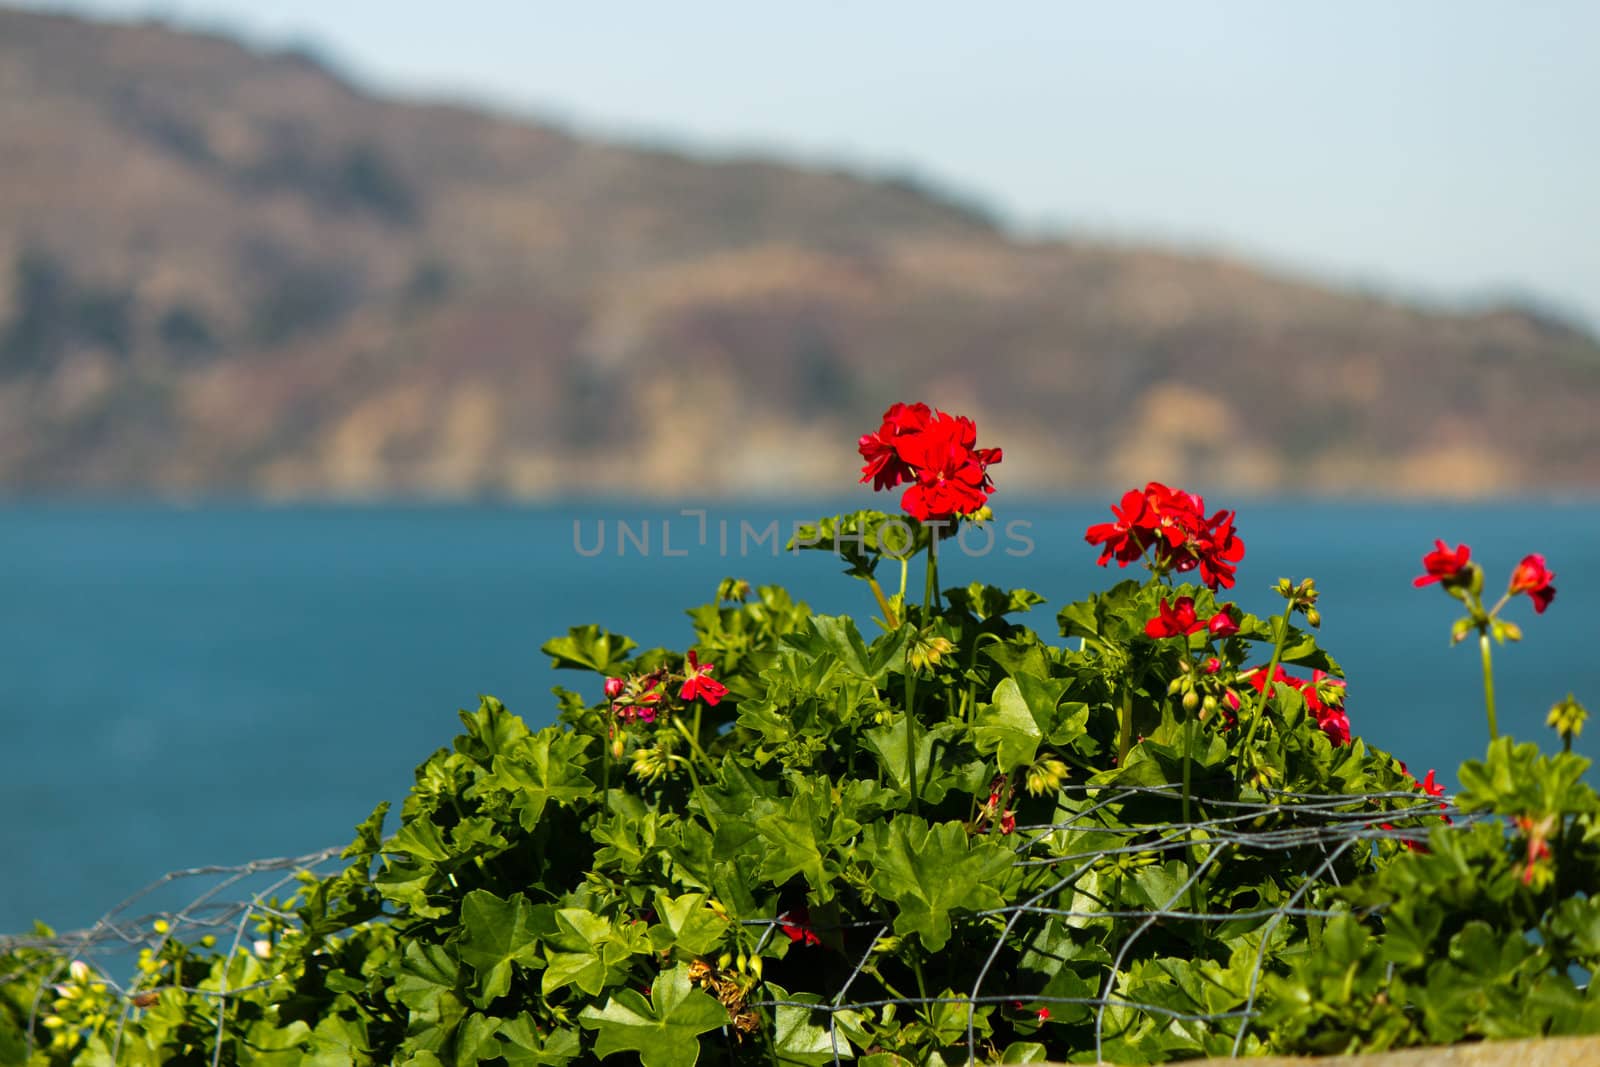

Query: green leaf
[479,728,595,831]
[498,1014,581,1066]
[765,984,855,1064]
[343,801,390,859]
[863,817,1014,950]
[945,583,1047,621]
[755,778,861,903]
[649,892,731,958]
[456,890,549,1007]
[579,963,727,1067]
[541,624,638,673]
[863,719,961,804]
[542,908,650,997]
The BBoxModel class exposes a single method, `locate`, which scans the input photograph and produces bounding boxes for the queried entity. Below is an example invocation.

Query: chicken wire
[1,783,1459,1065]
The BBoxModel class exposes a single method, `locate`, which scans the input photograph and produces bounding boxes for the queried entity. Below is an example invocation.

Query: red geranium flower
[778,907,822,947]
[678,651,727,706]
[1207,604,1240,638]
[1145,596,1204,638]
[857,402,931,491]
[1413,539,1472,588]
[858,403,1001,522]
[1084,482,1245,590]
[1507,553,1556,614]
[1240,665,1351,746]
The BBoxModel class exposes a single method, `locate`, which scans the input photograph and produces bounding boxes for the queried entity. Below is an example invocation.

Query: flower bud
[1202,694,1218,715]
[1275,578,1293,598]
[1493,619,1523,643]
[603,677,626,700]
[69,960,91,984]
[1167,677,1185,696]
[717,951,733,971]
[1182,690,1199,712]
[1548,694,1588,744]
[1304,608,1321,629]
[612,735,625,759]
[1450,616,1475,645]
[748,954,764,979]
[253,939,273,959]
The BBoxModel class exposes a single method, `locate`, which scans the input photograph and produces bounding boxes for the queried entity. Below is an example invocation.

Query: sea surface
[3,499,1597,935]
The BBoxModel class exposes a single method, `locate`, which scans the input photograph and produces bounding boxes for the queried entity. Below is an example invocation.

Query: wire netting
[2,783,1461,1064]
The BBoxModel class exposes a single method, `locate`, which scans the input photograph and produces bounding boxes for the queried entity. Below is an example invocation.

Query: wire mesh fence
[2,783,1461,1064]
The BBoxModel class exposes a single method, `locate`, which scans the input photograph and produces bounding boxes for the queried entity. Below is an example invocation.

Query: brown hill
[2,7,1597,499]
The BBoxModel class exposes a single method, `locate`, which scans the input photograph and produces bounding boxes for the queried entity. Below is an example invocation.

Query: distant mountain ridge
[2,6,1597,498]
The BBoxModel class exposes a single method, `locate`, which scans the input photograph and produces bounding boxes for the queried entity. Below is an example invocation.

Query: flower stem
[923,543,940,616]
[1241,601,1296,755]
[1118,684,1135,766]
[867,576,899,629]
[1479,631,1500,741]
[904,668,921,815]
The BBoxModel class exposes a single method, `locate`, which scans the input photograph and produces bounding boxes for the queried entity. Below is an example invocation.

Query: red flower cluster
[1381,763,1451,852]
[679,651,727,706]
[1084,482,1245,590]
[1239,666,1350,746]
[1144,597,1240,639]
[1508,553,1556,614]
[1413,540,1472,588]
[1414,541,1556,615]
[858,403,1002,523]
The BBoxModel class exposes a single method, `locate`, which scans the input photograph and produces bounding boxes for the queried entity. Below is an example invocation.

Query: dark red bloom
[1508,553,1556,614]
[858,404,1001,521]
[1241,665,1351,746]
[678,651,727,706]
[1145,596,1204,638]
[779,907,822,947]
[1084,482,1245,590]
[1414,539,1471,588]
[857,402,931,491]
[603,677,625,700]
[1207,604,1240,638]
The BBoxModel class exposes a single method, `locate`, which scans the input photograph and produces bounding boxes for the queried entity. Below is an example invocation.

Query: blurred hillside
[2,7,1597,498]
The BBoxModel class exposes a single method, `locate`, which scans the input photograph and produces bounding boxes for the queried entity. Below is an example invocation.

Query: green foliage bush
[3,502,1597,1066]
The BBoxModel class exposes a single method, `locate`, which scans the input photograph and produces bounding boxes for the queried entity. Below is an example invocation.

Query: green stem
[601,712,614,816]
[923,543,940,616]
[673,714,719,781]
[1118,684,1135,765]
[904,668,921,815]
[1479,631,1500,741]
[1241,600,1297,754]
[867,577,899,629]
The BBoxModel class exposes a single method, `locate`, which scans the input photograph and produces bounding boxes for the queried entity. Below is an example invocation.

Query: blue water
[2,500,1597,935]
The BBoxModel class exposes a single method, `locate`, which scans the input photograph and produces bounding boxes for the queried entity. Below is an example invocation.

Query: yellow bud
[69,960,91,984]
[152,919,170,935]
[748,954,763,979]
[717,951,733,971]
[42,1015,65,1030]
[1305,608,1321,629]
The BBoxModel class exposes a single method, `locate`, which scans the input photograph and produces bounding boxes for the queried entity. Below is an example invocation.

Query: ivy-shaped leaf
[456,890,551,1007]
[648,892,730,958]
[478,728,595,831]
[541,625,638,674]
[578,963,727,1067]
[863,817,1014,951]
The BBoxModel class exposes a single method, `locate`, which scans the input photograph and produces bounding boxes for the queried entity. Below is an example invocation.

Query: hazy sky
[19,0,1600,325]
